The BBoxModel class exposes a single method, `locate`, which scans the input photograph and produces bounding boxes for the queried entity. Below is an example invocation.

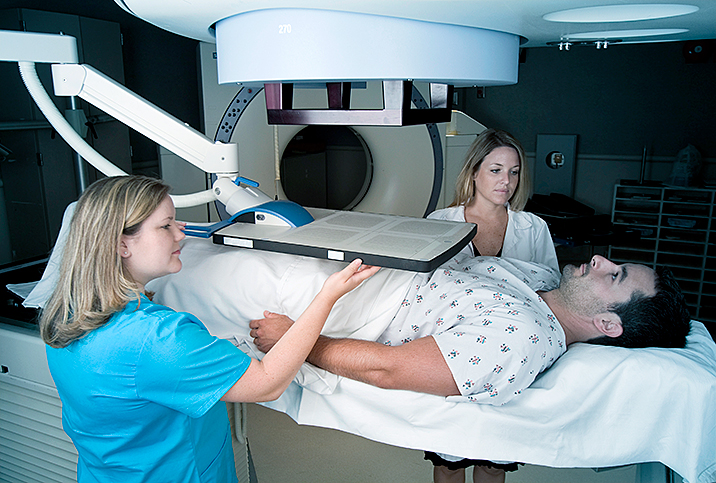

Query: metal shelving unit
[609,184,715,325]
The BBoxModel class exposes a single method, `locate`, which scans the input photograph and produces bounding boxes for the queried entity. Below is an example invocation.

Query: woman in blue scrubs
[40,175,378,483]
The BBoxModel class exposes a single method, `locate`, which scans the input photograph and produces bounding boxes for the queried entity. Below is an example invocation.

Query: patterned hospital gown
[377,254,566,406]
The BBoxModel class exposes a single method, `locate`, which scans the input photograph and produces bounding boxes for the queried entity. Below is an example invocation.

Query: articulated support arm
[51,63,239,176]
[1,29,275,216]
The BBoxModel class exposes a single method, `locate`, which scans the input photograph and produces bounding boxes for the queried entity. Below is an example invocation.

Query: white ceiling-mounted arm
[0,30,78,64]
[51,63,239,176]
[5,32,126,178]
[18,61,127,178]
[2,30,238,177]
[3,32,127,177]
[45,62,275,213]
[1,30,279,215]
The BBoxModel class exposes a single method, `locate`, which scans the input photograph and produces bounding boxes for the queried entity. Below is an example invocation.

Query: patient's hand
[250,311,294,353]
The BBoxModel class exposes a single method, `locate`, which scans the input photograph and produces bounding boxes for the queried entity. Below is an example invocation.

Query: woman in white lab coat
[429,128,558,271]
[426,129,558,483]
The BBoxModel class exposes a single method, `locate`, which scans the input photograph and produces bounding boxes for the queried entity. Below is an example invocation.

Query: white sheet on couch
[149,237,716,483]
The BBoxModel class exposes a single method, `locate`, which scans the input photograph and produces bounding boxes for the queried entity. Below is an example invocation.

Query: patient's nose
[592,255,617,272]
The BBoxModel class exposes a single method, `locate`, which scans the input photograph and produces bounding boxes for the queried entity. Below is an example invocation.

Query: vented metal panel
[0,324,78,483]
[229,402,252,483]
[0,374,78,483]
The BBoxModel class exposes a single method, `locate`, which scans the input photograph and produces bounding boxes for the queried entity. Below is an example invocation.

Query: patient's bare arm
[251,314,459,397]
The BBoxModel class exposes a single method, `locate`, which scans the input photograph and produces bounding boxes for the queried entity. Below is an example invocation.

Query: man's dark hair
[590,267,692,349]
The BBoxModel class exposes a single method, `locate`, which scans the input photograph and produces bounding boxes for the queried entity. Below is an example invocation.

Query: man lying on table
[250,254,690,405]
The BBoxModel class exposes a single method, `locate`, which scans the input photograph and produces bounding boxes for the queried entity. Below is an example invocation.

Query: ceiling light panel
[543,4,699,23]
[565,28,688,39]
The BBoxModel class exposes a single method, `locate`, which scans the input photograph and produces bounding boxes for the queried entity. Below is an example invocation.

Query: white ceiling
[115,0,715,48]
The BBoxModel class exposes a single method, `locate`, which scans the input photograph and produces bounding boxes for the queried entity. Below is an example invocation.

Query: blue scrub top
[46,295,251,483]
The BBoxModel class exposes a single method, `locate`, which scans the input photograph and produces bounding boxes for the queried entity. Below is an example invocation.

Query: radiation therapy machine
[2,0,716,482]
[0,27,478,271]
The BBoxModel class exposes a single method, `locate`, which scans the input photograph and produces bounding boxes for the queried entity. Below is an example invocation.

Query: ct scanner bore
[281,125,373,211]
[212,81,444,220]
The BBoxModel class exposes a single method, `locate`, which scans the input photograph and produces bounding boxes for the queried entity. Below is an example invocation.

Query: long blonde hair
[451,128,531,211]
[40,176,171,348]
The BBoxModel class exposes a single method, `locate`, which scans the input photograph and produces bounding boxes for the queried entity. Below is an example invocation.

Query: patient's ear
[592,313,623,339]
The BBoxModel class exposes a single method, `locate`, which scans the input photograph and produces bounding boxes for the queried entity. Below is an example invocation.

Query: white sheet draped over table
[149,237,716,483]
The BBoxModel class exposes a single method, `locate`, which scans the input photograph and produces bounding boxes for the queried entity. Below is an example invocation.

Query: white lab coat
[427,204,559,272]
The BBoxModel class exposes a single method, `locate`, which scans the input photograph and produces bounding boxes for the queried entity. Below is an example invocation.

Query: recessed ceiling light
[544,4,699,23]
[564,28,688,39]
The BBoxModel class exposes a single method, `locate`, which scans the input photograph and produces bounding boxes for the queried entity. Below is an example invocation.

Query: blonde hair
[40,176,171,348]
[450,128,532,211]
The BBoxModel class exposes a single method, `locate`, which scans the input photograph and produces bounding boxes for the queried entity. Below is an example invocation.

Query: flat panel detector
[213,209,475,272]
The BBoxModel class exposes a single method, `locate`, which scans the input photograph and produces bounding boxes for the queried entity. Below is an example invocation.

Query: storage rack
[609,184,715,326]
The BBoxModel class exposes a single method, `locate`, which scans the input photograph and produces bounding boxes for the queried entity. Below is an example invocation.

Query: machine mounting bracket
[264,81,452,126]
